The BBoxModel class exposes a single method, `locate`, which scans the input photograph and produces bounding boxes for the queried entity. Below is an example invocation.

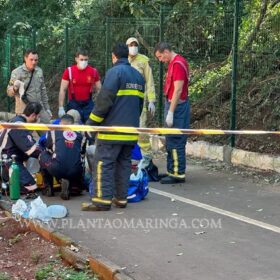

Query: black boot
[160,176,185,184]
[41,169,54,197]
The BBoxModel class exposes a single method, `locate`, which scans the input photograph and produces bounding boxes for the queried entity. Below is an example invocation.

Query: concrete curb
[0,200,134,280]
[151,136,280,173]
[185,141,280,173]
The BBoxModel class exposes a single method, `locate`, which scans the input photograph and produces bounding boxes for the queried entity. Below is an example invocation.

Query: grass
[31,252,41,265]
[8,234,21,245]
[0,272,10,280]
[35,264,98,280]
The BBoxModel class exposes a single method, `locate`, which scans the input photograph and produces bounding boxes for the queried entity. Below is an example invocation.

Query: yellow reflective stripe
[172,149,179,176]
[147,92,156,102]
[117,89,144,99]
[89,113,104,123]
[167,172,185,179]
[97,133,138,141]
[138,143,150,147]
[97,161,103,198]
[92,197,112,205]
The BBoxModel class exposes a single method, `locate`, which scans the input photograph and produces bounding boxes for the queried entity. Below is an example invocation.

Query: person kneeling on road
[39,114,85,200]
[0,102,42,196]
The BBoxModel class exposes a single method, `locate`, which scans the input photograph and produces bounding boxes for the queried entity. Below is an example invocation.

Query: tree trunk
[243,0,269,50]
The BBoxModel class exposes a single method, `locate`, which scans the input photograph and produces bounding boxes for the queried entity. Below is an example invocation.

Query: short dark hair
[154,42,172,54]
[75,48,89,57]
[60,114,74,124]
[23,102,42,116]
[24,48,38,58]
[112,43,128,59]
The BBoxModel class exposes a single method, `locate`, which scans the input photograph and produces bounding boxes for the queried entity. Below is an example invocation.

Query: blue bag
[127,168,149,203]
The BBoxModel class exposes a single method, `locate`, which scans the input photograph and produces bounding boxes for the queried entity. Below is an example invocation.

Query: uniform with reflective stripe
[86,57,145,145]
[0,115,41,189]
[87,57,145,208]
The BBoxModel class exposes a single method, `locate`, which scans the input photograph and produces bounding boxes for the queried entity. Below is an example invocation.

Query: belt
[71,99,91,106]
[167,98,187,104]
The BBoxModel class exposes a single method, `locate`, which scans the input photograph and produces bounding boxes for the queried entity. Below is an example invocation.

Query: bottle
[9,155,20,200]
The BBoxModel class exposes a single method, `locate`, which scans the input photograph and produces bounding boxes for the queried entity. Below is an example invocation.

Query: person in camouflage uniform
[7,49,52,123]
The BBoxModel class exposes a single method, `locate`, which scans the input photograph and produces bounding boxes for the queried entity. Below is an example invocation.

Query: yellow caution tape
[0,122,279,135]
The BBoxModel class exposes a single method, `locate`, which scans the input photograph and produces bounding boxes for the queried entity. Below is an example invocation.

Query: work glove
[47,109,52,117]
[86,144,96,156]
[165,111,174,127]
[148,102,156,117]
[58,107,65,118]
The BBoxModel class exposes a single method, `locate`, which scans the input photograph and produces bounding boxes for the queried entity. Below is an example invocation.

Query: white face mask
[129,46,138,56]
[78,60,88,70]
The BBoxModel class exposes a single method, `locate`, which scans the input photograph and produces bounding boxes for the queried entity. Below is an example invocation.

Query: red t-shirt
[164,54,189,101]
[62,65,100,101]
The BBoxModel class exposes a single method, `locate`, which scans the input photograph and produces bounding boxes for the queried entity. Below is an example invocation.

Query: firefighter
[58,49,101,123]
[154,42,190,184]
[82,43,145,211]
[0,102,42,194]
[126,37,157,169]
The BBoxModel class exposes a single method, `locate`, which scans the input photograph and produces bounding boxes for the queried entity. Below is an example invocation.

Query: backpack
[145,160,160,182]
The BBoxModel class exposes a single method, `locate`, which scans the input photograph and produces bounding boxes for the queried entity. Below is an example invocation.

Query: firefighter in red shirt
[58,49,101,123]
[154,42,190,184]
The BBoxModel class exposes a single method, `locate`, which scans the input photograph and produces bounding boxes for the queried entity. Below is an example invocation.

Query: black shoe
[158,173,168,180]
[25,192,38,199]
[60,179,70,200]
[81,202,111,211]
[160,176,185,185]
[112,198,127,208]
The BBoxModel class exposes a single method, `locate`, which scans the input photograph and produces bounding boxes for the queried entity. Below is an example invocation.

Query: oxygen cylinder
[9,155,20,200]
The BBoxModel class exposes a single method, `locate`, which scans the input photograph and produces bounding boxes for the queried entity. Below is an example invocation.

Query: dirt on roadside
[0,211,60,279]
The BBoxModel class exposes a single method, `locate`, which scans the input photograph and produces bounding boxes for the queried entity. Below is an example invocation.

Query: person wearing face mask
[126,37,157,172]
[7,49,52,124]
[82,43,145,211]
[58,49,101,123]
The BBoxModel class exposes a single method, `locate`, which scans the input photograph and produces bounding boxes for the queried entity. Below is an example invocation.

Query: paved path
[44,160,280,280]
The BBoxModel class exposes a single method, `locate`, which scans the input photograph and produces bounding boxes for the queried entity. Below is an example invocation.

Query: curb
[0,199,134,280]
[185,141,280,173]
[151,136,280,173]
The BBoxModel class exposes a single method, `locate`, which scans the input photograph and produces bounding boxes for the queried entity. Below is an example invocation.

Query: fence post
[5,33,11,112]
[158,5,164,126]
[230,0,240,147]
[65,24,69,68]
[32,29,36,49]
[105,17,110,71]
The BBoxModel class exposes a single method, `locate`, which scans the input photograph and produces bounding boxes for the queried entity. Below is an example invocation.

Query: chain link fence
[0,2,279,150]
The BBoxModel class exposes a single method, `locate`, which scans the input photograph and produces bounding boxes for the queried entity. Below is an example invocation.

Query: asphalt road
[44,159,280,280]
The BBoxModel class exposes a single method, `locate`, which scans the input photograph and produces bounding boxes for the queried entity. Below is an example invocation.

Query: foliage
[0,0,279,136]
[35,263,98,280]
[0,272,10,280]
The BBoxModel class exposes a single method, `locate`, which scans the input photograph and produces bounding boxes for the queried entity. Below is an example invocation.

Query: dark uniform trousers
[91,142,133,207]
[164,100,190,179]
[40,151,83,192]
[67,99,94,124]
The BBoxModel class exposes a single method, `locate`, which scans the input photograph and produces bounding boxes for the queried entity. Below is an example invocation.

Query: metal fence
[0,2,279,148]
